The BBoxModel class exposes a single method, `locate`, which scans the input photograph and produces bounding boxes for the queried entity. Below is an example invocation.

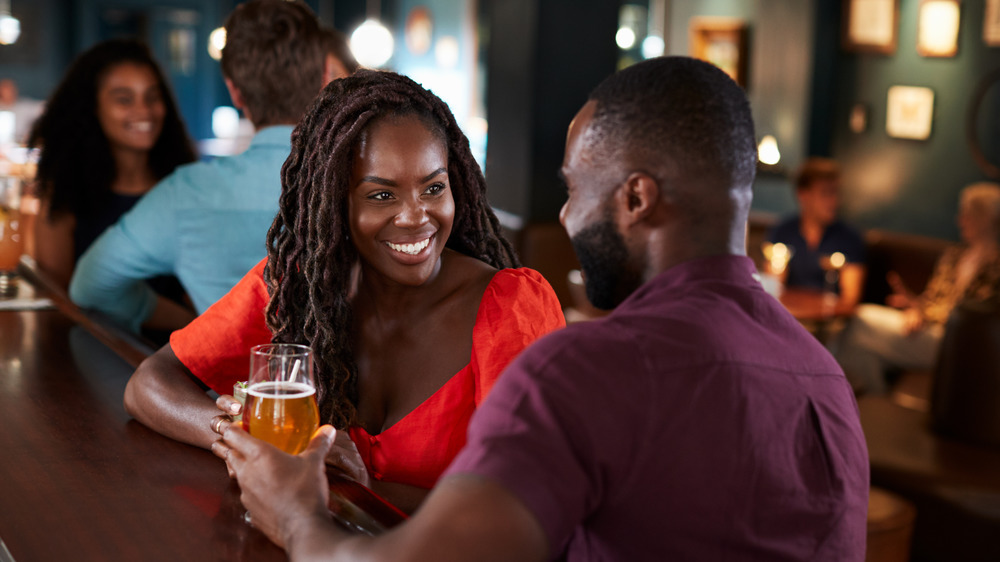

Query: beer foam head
[247,380,315,398]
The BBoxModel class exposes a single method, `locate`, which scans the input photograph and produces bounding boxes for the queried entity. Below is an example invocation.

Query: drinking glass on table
[0,174,23,297]
[244,343,319,454]
[240,344,319,524]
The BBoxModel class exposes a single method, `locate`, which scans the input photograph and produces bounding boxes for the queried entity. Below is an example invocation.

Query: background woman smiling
[29,39,195,289]
[124,71,566,514]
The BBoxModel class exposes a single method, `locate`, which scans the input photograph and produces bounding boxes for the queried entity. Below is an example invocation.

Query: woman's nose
[394,199,429,227]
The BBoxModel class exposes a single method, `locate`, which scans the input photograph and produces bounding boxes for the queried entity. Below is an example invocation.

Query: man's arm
[69,181,181,332]
[838,263,865,309]
[124,344,231,450]
[215,426,549,562]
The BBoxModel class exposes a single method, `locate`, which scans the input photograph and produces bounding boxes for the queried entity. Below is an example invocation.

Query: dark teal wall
[0,0,73,100]
[0,0,333,142]
[670,0,1000,242]
[832,0,1000,241]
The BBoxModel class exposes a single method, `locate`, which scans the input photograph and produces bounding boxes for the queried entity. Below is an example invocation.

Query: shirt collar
[248,125,295,149]
[617,255,759,310]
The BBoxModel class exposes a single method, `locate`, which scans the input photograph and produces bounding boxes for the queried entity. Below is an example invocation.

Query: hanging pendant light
[350,0,394,68]
[0,0,21,46]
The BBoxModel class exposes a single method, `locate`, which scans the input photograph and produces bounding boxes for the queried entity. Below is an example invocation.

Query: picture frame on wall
[886,86,935,140]
[985,0,1000,46]
[917,0,961,57]
[842,0,900,54]
[689,17,749,88]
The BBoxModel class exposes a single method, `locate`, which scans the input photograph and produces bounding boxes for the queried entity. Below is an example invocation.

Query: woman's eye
[368,191,393,201]
[425,183,446,196]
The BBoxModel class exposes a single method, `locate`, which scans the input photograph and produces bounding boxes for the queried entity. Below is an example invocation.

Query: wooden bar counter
[0,272,286,561]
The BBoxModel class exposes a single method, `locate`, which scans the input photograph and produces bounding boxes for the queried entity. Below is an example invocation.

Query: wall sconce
[0,0,20,46]
[756,135,784,175]
[207,27,226,61]
[758,135,780,164]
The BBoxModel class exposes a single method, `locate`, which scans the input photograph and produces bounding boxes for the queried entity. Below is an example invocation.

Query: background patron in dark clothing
[769,157,866,309]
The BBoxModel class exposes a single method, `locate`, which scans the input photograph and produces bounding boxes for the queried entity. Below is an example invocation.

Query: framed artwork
[917,0,961,57]
[985,0,1000,46]
[842,0,899,54]
[405,6,433,56]
[689,17,749,88]
[886,86,935,140]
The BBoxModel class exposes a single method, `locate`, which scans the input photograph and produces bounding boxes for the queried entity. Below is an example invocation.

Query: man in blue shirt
[70,0,354,333]
[768,157,866,308]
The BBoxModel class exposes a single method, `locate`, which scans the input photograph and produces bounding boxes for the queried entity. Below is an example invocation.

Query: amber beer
[0,204,22,271]
[243,380,319,454]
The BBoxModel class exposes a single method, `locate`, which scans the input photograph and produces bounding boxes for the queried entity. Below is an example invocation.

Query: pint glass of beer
[244,344,319,455]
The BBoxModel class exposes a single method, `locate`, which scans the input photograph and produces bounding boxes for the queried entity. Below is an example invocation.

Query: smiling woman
[123,70,567,514]
[27,39,195,289]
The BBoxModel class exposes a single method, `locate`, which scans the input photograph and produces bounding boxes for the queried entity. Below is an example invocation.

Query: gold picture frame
[689,17,749,88]
[843,0,900,54]
[985,0,1000,46]
[886,85,935,140]
[917,0,961,57]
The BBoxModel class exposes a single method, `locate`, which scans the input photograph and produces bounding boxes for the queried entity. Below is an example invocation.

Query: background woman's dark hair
[265,69,518,428]
[28,38,195,220]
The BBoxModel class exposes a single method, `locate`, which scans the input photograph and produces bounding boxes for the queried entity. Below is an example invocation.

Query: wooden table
[0,305,287,562]
[777,287,854,322]
[0,261,404,561]
[859,395,1000,560]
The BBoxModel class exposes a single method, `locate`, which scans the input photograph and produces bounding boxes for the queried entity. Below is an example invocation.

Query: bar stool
[866,487,916,562]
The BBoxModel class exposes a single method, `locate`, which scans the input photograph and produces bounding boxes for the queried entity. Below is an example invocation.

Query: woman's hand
[886,272,915,309]
[323,429,371,488]
[902,307,925,335]
[210,394,244,476]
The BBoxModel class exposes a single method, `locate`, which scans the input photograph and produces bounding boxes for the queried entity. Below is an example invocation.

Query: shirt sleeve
[69,174,183,332]
[469,267,566,406]
[444,327,638,558]
[170,258,272,395]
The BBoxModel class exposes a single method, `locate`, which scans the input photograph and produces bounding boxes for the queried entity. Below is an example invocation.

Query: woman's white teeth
[131,122,153,132]
[387,238,430,255]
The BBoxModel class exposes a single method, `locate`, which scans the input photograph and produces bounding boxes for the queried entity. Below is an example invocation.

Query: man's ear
[323,54,350,85]
[616,172,660,227]
[224,78,246,112]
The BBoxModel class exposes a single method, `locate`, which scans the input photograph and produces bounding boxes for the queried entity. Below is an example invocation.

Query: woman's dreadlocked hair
[264,70,519,429]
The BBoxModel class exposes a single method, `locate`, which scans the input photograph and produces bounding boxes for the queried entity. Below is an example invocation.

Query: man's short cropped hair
[794,157,839,192]
[586,56,757,190]
[221,0,326,128]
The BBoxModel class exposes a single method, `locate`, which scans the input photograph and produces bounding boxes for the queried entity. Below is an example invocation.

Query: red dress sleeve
[170,258,272,395]
[469,267,566,405]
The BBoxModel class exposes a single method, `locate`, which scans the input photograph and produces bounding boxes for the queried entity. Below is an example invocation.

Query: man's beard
[570,216,642,310]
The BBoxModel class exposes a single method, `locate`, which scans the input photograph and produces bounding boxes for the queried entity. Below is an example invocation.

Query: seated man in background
[69,0,352,333]
[768,157,866,309]
[212,57,869,561]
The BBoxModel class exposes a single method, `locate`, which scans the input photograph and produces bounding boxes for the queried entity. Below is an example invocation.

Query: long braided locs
[264,70,519,428]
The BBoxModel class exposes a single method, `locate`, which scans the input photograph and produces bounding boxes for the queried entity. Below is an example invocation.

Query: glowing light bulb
[616,27,636,50]
[208,27,226,61]
[830,252,846,269]
[758,135,780,166]
[351,19,394,68]
[0,14,20,45]
[641,35,664,59]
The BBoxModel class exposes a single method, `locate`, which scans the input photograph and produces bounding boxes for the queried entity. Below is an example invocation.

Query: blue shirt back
[70,126,293,331]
